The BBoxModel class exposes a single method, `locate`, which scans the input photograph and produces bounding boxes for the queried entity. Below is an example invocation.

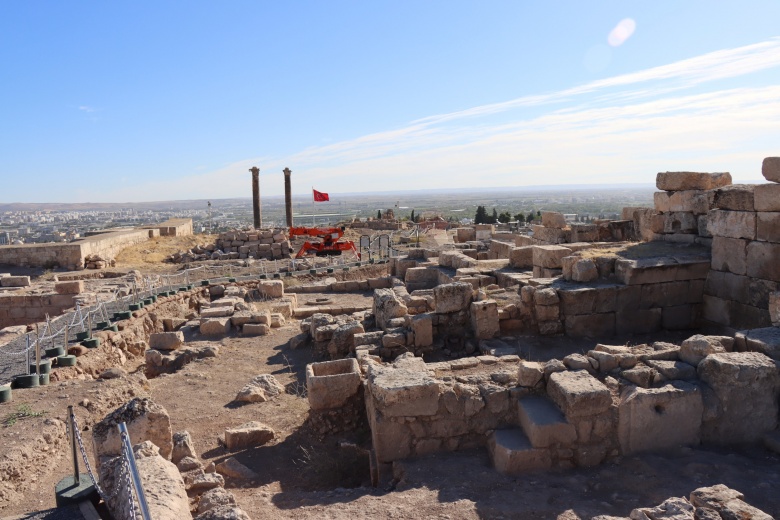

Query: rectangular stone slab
[547,370,612,418]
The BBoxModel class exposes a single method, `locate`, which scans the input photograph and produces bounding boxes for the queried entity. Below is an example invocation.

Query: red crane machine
[288,226,360,259]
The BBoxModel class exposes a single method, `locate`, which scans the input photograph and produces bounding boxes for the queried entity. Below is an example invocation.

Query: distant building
[0,232,9,245]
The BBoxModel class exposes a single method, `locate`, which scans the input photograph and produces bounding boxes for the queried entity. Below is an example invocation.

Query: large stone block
[680,334,727,366]
[640,281,689,309]
[200,317,231,336]
[531,225,571,244]
[706,210,756,240]
[54,280,83,294]
[224,421,275,450]
[654,190,714,214]
[712,184,755,211]
[509,246,534,269]
[618,382,703,455]
[517,396,576,448]
[698,352,780,443]
[149,331,184,351]
[532,245,573,269]
[756,212,780,243]
[369,367,440,417]
[258,280,284,298]
[488,429,552,474]
[0,276,30,287]
[306,359,362,410]
[571,259,598,282]
[710,236,748,275]
[547,370,612,419]
[662,212,698,234]
[433,282,473,314]
[746,241,780,282]
[742,326,780,361]
[656,171,731,191]
[93,398,173,460]
[410,313,433,347]
[470,300,500,339]
[754,183,780,211]
[564,313,615,338]
[614,258,677,285]
[570,223,598,242]
[517,361,544,387]
[762,156,780,183]
[100,441,190,520]
[541,211,567,229]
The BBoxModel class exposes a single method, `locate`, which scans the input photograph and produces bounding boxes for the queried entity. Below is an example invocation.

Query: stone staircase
[488,394,575,474]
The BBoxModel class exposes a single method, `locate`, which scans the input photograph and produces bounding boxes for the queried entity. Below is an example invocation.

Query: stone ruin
[3,161,780,519]
[167,228,292,263]
[286,161,779,517]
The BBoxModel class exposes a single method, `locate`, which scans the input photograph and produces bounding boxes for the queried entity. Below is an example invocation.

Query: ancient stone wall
[700,161,780,332]
[362,341,779,469]
[0,293,78,329]
[0,228,151,270]
[213,229,291,260]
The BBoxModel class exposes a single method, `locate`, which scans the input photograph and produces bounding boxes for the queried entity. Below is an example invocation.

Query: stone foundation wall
[0,293,77,329]
[363,343,779,468]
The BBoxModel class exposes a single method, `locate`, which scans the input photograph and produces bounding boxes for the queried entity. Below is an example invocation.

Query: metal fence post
[68,405,80,485]
[118,422,152,520]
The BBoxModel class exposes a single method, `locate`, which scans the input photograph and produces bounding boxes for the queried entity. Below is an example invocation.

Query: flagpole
[312,186,315,226]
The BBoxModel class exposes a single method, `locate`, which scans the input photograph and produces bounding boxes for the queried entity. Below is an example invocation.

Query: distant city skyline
[1,2,779,203]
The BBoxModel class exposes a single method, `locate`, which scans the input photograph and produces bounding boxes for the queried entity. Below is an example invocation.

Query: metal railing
[1,257,391,385]
[68,406,151,520]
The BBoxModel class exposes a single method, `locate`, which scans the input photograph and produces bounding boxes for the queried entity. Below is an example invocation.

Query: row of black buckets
[0,287,194,404]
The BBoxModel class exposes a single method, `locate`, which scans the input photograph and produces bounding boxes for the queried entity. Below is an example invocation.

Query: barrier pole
[118,423,152,520]
[68,405,80,485]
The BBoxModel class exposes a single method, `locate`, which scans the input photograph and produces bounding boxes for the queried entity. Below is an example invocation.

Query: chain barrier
[1,253,384,382]
[68,409,142,519]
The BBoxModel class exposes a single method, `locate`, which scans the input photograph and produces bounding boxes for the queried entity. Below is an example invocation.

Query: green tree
[514,213,525,224]
[497,211,512,223]
[527,212,535,223]
[490,208,498,224]
[474,205,487,224]
[377,210,382,219]
[410,209,415,223]
[537,210,541,217]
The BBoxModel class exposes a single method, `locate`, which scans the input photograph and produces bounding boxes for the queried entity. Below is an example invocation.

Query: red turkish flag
[313,189,329,202]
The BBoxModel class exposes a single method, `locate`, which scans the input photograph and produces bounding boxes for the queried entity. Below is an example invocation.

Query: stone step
[487,429,552,475]
[517,395,576,448]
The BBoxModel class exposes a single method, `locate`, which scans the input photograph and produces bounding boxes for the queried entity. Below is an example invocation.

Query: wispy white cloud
[78,105,96,113]
[94,38,780,201]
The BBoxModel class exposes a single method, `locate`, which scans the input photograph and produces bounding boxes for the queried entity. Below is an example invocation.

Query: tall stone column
[249,166,261,229]
[283,167,293,228]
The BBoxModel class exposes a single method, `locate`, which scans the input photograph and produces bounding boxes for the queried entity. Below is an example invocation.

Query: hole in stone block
[654,404,665,415]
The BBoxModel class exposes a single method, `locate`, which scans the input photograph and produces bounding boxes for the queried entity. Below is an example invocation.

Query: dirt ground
[3,317,778,519]
[114,234,216,272]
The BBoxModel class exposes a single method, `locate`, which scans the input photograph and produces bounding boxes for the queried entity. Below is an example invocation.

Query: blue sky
[1,2,779,203]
